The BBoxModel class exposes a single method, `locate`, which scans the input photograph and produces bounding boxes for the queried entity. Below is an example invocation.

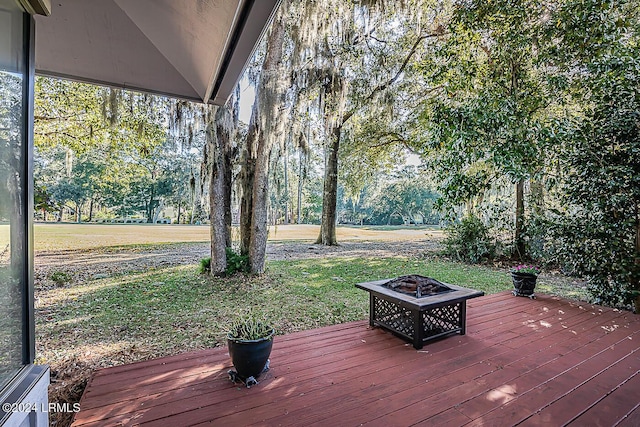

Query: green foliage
[416,0,558,258]
[199,257,211,274]
[546,213,638,308]
[406,0,639,310]
[443,215,497,264]
[227,316,274,341]
[336,167,441,226]
[49,271,71,286]
[540,0,640,309]
[365,168,441,225]
[34,77,202,223]
[226,247,250,276]
[510,264,540,276]
[33,182,56,219]
[339,114,410,201]
[201,249,249,276]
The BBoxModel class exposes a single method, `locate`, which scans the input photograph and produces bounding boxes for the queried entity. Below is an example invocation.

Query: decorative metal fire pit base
[356,276,484,349]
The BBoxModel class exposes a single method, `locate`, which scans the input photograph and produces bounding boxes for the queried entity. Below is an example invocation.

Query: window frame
[21,6,36,368]
[0,2,37,396]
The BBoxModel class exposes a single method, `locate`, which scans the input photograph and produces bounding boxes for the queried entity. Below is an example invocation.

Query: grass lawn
[32,225,588,426]
[21,222,442,252]
[32,223,587,371]
[35,256,512,369]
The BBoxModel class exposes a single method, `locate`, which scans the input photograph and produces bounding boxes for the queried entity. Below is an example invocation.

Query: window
[0,1,31,390]
[0,4,48,426]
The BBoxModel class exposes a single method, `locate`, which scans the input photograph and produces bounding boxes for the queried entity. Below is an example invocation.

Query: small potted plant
[510,264,540,299]
[227,316,275,388]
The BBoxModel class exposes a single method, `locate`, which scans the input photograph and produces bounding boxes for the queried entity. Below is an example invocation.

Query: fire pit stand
[356,277,484,349]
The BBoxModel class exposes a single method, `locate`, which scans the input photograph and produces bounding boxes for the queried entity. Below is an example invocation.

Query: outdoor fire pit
[356,275,484,349]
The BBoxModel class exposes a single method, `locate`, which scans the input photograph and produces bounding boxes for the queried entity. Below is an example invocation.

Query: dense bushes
[225,248,250,275]
[443,215,497,264]
[199,248,250,276]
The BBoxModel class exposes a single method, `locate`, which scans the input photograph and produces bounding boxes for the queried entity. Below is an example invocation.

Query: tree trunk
[249,13,288,274]
[76,201,82,223]
[297,115,310,225]
[147,187,155,223]
[316,126,341,245]
[241,9,286,272]
[249,134,271,273]
[190,183,196,224]
[177,201,182,224]
[297,148,304,224]
[88,198,94,222]
[283,146,289,224]
[223,143,233,249]
[208,106,229,275]
[152,200,164,224]
[530,178,544,216]
[239,105,258,256]
[514,179,525,258]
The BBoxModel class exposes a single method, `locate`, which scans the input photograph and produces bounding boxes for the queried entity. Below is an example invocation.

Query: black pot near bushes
[227,321,274,388]
[511,272,537,298]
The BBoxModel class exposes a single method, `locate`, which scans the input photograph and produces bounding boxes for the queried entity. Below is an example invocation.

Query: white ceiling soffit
[34,0,280,105]
[18,0,51,16]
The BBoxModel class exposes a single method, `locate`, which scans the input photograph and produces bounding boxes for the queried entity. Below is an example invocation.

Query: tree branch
[367,34,389,44]
[34,131,82,141]
[342,30,443,125]
[34,114,83,121]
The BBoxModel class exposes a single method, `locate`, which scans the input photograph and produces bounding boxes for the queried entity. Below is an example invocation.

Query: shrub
[199,257,211,274]
[50,271,71,286]
[443,215,496,264]
[546,211,638,310]
[225,247,249,276]
[199,249,249,276]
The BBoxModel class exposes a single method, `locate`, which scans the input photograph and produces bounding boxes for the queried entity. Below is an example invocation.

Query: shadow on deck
[71,291,640,426]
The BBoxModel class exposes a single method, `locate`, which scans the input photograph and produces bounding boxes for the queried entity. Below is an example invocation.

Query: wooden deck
[71,291,640,426]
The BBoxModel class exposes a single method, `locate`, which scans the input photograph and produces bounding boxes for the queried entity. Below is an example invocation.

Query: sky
[238,76,255,124]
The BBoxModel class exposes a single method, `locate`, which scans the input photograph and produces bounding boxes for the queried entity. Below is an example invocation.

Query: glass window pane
[0,3,26,390]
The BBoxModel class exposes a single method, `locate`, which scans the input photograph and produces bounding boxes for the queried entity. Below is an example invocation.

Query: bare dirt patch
[34,232,444,290]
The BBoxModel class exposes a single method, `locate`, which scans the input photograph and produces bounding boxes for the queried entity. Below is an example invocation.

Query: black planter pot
[227,328,274,388]
[511,272,537,298]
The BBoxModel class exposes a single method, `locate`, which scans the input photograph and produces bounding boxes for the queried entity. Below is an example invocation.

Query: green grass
[35,252,588,427]
[268,257,510,308]
[534,274,589,301]
[266,257,511,329]
[36,256,513,368]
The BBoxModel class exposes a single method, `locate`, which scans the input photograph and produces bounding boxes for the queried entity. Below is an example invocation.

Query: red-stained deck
[72,291,640,426]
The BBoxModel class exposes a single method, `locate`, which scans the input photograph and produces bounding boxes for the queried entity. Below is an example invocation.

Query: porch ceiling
[33,0,280,105]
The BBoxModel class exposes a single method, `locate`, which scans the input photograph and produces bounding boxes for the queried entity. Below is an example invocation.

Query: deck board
[71,292,640,427]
